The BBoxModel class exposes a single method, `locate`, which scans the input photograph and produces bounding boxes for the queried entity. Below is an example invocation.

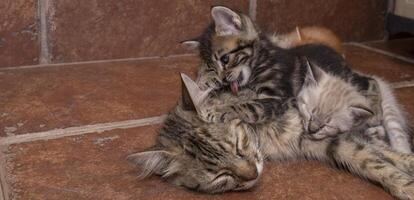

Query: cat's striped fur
[183,6,357,125]
[297,61,412,153]
[128,75,414,199]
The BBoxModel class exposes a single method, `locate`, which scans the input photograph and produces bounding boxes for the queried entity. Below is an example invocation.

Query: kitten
[180,6,354,125]
[128,74,414,199]
[297,59,412,153]
[183,25,344,90]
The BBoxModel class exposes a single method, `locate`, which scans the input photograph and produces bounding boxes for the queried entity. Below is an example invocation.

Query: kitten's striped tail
[376,77,412,153]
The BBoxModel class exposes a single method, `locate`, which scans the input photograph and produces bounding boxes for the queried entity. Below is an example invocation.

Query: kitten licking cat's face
[297,60,374,140]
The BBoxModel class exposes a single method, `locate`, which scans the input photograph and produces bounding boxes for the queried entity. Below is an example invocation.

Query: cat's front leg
[199,98,288,123]
[332,135,414,200]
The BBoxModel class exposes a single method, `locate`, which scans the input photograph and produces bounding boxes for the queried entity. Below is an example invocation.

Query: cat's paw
[197,75,222,90]
[199,107,234,123]
[364,126,389,147]
[225,70,239,82]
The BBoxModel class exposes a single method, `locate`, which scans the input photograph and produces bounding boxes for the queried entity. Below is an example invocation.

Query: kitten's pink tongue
[231,81,239,94]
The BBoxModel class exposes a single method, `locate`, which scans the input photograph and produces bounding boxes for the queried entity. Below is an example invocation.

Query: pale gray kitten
[297,60,412,153]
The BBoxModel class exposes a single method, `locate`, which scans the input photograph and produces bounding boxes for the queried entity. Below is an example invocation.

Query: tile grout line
[0,53,197,71]
[347,42,414,64]
[391,80,414,89]
[0,115,165,146]
[38,0,51,64]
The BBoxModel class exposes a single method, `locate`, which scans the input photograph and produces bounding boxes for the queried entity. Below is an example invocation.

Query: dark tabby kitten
[182,6,370,125]
[128,74,414,199]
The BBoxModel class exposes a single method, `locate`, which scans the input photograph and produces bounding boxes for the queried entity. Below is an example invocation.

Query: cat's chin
[233,179,258,191]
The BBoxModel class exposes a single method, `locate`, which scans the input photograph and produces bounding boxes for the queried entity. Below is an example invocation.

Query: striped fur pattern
[126,6,414,198]
[183,6,355,125]
[297,62,412,153]
[128,79,414,199]
[128,90,264,193]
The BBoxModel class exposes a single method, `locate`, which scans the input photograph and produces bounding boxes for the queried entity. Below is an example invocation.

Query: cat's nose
[234,161,258,181]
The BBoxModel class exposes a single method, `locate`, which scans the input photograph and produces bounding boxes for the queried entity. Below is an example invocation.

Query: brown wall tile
[48,0,249,63]
[0,0,39,68]
[256,0,387,42]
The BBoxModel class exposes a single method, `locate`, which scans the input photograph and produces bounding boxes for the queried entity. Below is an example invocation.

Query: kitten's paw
[365,126,389,147]
[197,76,222,90]
[199,107,235,123]
[225,70,240,82]
[199,107,224,123]
[365,126,386,139]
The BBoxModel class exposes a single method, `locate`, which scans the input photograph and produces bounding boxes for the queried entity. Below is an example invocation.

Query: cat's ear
[180,73,212,114]
[180,40,200,52]
[127,149,174,178]
[304,57,326,86]
[211,6,243,36]
[350,105,374,124]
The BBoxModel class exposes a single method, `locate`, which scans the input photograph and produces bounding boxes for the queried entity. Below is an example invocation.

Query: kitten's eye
[220,54,230,65]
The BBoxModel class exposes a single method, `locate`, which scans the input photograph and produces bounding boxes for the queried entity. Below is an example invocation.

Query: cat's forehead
[211,35,240,54]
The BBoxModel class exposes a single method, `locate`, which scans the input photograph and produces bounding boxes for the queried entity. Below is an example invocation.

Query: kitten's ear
[350,105,374,124]
[181,73,212,114]
[211,6,242,36]
[304,57,326,86]
[180,40,200,52]
[127,149,173,178]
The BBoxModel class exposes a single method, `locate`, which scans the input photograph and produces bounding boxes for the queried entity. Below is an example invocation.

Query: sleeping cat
[297,59,412,153]
[127,74,414,199]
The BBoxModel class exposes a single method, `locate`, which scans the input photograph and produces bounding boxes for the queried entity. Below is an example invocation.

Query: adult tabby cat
[297,59,412,153]
[128,74,414,199]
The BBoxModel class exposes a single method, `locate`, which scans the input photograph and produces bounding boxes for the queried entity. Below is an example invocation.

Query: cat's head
[297,59,374,139]
[181,6,259,93]
[127,74,263,193]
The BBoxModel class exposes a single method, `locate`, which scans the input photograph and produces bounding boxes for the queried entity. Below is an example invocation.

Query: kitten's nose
[308,121,323,134]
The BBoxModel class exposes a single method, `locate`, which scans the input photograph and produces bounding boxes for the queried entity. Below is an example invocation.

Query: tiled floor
[0,40,413,200]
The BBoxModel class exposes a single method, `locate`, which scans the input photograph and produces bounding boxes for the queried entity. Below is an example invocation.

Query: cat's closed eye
[213,170,234,181]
